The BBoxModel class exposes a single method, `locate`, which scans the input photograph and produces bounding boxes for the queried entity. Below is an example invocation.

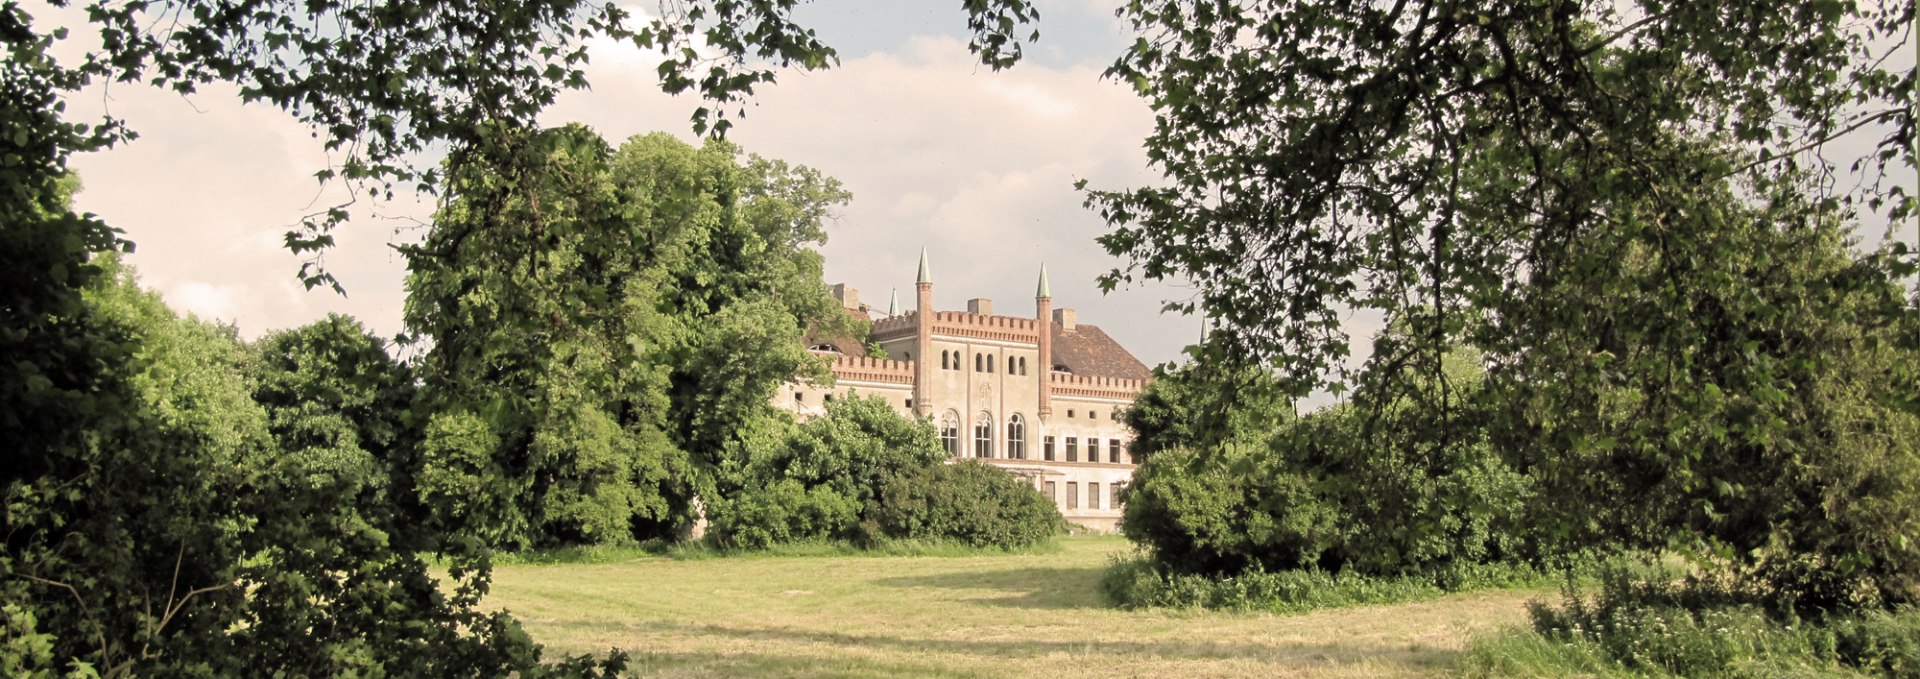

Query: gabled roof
[1051,323,1151,381]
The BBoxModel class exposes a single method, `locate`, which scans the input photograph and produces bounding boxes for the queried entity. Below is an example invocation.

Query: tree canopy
[403,126,853,548]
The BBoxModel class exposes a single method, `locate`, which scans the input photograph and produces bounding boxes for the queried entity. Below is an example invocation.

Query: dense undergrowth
[1465,566,1920,677]
[1099,553,1560,613]
[493,535,1065,565]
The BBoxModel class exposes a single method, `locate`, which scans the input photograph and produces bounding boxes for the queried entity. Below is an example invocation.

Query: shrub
[706,394,944,548]
[708,479,862,550]
[1101,554,1555,613]
[868,460,1066,549]
[1120,370,1537,579]
[1468,564,1920,678]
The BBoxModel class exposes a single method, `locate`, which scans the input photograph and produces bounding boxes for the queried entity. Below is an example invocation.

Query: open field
[488,536,1546,678]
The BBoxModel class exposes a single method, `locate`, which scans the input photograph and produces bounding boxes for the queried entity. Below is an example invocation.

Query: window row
[1040,481,1125,511]
[937,350,1031,375]
[939,411,1029,459]
[1040,435,1133,464]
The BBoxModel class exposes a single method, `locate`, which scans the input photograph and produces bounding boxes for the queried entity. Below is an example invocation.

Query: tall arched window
[940,351,949,369]
[939,411,961,457]
[973,411,994,458]
[1007,414,1026,459]
[974,353,983,372]
[987,354,995,373]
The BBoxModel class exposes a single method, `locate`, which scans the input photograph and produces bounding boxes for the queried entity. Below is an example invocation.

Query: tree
[4,257,623,676]
[1089,0,1913,393]
[1123,360,1293,462]
[247,314,426,545]
[1088,0,1918,609]
[403,126,851,548]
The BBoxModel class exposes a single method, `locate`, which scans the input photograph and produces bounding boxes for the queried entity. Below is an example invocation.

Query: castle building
[779,251,1149,531]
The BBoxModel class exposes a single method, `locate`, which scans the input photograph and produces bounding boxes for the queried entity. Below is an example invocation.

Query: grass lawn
[487,536,1544,678]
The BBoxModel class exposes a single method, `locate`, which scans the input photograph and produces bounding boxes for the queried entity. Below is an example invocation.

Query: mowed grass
[487,536,1541,678]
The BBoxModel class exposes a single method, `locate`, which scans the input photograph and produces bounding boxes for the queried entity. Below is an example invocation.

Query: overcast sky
[53,0,1207,369]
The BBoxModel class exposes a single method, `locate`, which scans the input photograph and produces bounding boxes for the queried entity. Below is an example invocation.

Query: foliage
[247,313,425,544]
[404,126,849,549]
[1121,359,1292,462]
[1120,344,1535,579]
[1504,194,1920,611]
[1465,566,1920,678]
[707,394,942,549]
[4,257,624,676]
[1089,0,1914,390]
[868,460,1067,550]
[1101,553,1553,614]
[1090,0,1920,612]
[708,396,1062,551]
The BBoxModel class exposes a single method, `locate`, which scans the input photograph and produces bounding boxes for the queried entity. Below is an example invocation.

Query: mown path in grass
[488,536,1543,678]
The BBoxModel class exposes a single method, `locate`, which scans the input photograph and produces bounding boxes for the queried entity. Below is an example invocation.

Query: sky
[52,0,1208,369]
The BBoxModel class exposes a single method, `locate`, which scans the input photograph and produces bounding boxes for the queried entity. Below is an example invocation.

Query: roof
[812,306,1152,381]
[1051,323,1151,381]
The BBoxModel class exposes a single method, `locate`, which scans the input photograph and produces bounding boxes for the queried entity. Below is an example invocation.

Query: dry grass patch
[487,536,1541,678]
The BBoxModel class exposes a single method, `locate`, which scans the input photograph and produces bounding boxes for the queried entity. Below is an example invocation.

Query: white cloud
[55,18,1202,365]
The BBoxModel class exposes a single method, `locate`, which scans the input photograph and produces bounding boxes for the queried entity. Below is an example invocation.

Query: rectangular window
[1088,482,1101,510]
[1044,481,1058,508]
[1066,437,1078,462]
[1111,482,1124,509]
[1043,436,1056,461]
[1088,438,1100,462]
[1110,439,1123,463]
[1066,482,1079,510]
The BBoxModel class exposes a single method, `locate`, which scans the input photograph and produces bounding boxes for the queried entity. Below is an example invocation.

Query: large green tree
[1089,0,1918,608]
[403,126,851,548]
[4,257,622,676]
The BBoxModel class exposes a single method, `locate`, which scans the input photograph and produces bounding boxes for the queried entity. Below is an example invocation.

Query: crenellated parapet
[872,311,1044,345]
[1049,372,1145,400]
[824,352,915,386]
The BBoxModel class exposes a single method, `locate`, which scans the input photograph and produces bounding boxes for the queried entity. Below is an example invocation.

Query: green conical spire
[888,287,900,315]
[916,248,932,285]
[1036,263,1051,298]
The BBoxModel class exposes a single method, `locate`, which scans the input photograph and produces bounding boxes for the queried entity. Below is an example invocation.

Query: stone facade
[780,254,1149,532]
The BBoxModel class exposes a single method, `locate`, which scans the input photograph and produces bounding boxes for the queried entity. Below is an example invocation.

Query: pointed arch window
[939,411,961,457]
[973,411,994,458]
[1007,413,1027,459]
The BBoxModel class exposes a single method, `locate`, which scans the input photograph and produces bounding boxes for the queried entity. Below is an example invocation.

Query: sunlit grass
[487,536,1547,678]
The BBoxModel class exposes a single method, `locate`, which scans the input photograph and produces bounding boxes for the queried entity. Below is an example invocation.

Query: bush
[1465,564,1920,678]
[706,394,943,548]
[708,396,1064,551]
[1101,554,1555,613]
[1120,372,1537,579]
[868,460,1067,549]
